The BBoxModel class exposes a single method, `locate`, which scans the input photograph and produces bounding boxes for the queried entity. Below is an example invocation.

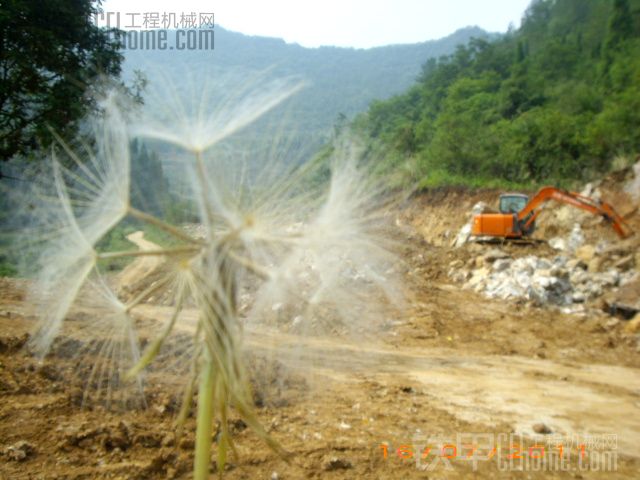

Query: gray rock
[550,266,570,280]
[532,274,557,289]
[486,276,524,299]
[570,269,590,285]
[572,291,586,303]
[553,255,570,267]
[483,248,510,263]
[323,456,353,471]
[595,270,621,288]
[492,258,512,272]
[533,423,553,435]
[549,237,567,251]
[614,255,635,271]
[587,283,604,298]
[568,223,585,252]
[526,286,543,303]
[535,258,553,270]
[512,258,534,275]
[453,223,472,248]
[566,258,587,271]
[471,201,492,216]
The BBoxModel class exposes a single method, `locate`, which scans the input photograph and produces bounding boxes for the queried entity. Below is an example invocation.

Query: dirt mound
[399,188,500,246]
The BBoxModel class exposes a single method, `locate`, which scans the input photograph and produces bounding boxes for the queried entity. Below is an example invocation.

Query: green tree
[356,0,640,188]
[0,0,123,161]
[606,0,634,50]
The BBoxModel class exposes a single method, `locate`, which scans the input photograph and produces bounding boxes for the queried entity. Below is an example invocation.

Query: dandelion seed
[131,68,305,154]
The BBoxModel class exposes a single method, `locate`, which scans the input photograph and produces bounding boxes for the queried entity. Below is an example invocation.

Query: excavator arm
[517,187,633,239]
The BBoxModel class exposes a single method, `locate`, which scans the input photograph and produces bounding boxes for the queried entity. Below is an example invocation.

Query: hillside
[123,25,491,149]
[355,0,640,188]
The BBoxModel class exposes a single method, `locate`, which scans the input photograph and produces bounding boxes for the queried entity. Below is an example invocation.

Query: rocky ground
[1,162,639,479]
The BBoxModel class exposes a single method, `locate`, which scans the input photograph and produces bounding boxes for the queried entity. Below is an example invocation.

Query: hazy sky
[101,0,533,49]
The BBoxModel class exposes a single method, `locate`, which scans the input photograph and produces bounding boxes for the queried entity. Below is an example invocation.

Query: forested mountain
[123,25,490,148]
[355,0,640,187]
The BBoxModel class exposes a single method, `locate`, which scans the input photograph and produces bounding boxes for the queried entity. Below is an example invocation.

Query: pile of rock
[452,202,495,248]
[449,247,638,310]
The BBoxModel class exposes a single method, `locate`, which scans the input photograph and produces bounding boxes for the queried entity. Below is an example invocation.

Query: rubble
[549,237,567,251]
[452,202,495,248]
[551,224,586,253]
[453,223,472,248]
[451,244,637,309]
[567,223,585,252]
[447,187,639,312]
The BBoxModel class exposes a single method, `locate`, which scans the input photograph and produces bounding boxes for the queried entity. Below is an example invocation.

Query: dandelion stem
[175,324,202,440]
[128,207,204,245]
[124,274,174,313]
[126,286,186,378]
[227,250,270,279]
[194,354,215,480]
[97,246,200,259]
[194,151,217,232]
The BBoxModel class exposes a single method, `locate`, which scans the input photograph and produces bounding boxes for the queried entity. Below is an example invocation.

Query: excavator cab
[499,193,536,235]
[472,193,537,238]
[499,193,529,214]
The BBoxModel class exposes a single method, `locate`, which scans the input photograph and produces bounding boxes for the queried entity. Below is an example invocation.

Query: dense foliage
[356,0,640,187]
[0,0,123,161]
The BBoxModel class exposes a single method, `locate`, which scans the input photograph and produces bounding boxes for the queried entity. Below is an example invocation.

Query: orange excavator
[471,187,633,239]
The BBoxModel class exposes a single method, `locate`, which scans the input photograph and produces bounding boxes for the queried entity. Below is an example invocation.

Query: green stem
[194,152,215,229]
[125,286,186,378]
[124,273,173,313]
[194,355,215,480]
[128,206,204,245]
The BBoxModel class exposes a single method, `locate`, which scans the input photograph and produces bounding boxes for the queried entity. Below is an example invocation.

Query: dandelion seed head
[226,140,405,344]
[130,67,305,154]
[19,71,405,468]
[23,88,131,358]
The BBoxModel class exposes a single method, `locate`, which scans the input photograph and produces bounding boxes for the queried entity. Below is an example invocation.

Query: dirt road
[1,219,639,479]
[116,231,165,288]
